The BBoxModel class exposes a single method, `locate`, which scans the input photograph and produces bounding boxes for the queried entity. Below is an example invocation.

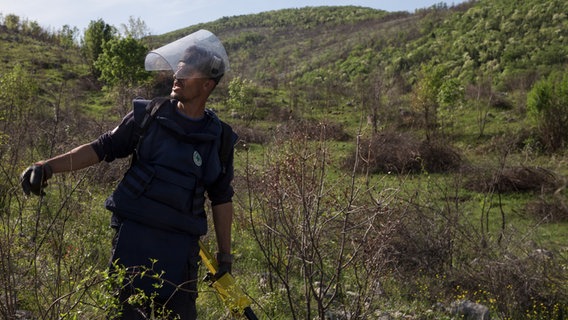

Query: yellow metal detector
[199,241,258,319]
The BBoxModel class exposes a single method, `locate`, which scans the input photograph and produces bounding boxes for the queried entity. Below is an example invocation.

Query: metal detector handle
[199,241,259,319]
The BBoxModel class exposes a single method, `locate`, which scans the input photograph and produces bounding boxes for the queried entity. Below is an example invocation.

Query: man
[20,30,236,319]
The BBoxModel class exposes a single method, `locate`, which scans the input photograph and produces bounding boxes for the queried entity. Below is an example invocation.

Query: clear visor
[173,62,207,79]
[144,29,229,79]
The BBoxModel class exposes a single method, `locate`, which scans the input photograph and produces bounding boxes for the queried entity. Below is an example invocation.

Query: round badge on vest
[193,150,203,167]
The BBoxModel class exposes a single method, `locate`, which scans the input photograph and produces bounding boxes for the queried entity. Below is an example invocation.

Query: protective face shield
[144,29,229,80]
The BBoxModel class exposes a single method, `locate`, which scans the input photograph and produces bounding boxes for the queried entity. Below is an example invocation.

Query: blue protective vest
[104,99,226,235]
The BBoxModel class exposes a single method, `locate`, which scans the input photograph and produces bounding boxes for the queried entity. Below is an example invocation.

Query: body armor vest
[105,100,224,235]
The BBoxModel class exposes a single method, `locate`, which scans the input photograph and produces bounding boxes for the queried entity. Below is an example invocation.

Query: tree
[355,68,391,134]
[21,20,44,39]
[411,63,445,140]
[82,19,117,77]
[437,76,464,137]
[0,64,39,158]
[527,71,568,152]
[120,16,150,39]
[4,14,20,31]
[94,36,153,116]
[0,63,39,126]
[228,77,256,124]
[58,25,79,47]
[94,36,151,88]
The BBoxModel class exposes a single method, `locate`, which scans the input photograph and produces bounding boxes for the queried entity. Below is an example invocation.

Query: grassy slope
[1,1,567,318]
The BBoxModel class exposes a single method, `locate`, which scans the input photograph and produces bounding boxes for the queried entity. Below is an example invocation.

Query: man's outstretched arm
[42,143,101,173]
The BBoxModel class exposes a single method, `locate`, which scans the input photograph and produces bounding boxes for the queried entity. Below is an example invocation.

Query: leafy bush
[527,70,568,152]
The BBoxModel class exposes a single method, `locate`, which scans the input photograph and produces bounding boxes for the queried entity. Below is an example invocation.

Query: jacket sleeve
[90,112,140,162]
[206,145,235,206]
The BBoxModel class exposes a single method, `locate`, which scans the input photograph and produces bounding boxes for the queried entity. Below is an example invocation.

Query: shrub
[231,124,270,146]
[456,246,568,319]
[345,131,462,174]
[274,118,351,142]
[527,71,568,152]
[525,195,568,223]
[465,166,563,193]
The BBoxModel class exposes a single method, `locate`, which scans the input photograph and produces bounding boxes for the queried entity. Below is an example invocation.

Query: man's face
[170,62,209,102]
[172,62,204,80]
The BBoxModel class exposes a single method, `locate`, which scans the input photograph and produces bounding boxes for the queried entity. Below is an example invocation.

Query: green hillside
[1,1,567,319]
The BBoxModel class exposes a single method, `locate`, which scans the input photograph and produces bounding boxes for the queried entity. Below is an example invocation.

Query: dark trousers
[109,220,200,320]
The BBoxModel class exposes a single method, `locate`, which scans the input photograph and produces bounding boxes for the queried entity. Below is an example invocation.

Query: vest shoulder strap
[131,97,169,164]
[138,97,169,132]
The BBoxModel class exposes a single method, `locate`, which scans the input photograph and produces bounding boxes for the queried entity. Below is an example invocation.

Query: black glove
[215,252,234,279]
[20,163,53,196]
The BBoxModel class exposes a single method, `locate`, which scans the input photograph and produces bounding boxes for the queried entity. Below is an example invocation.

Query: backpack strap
[132,97,169,164]
[136,97,169,133]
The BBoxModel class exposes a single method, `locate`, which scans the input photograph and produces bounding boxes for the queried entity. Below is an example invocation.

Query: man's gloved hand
[215,252,234,279]
[20,163,53,196]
